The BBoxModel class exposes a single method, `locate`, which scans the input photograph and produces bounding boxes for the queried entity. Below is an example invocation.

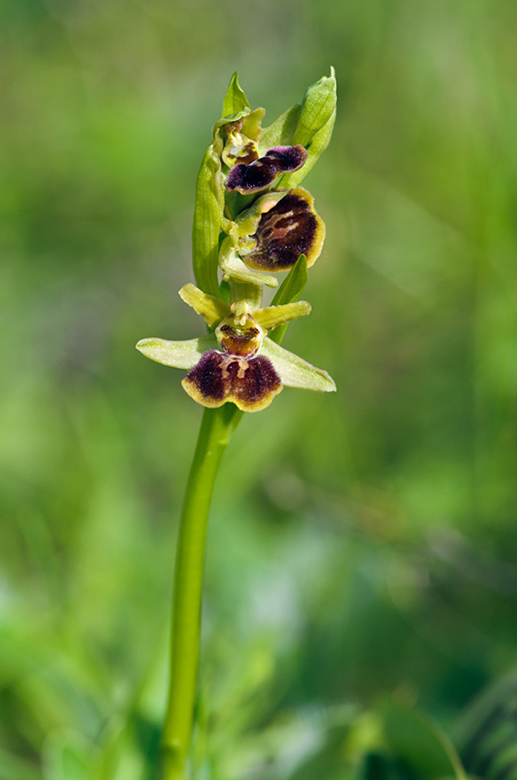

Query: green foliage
[380,700,468,780]
[269,255,309,343]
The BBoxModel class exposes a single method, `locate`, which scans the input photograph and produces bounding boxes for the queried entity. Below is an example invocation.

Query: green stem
[161,404,243,780]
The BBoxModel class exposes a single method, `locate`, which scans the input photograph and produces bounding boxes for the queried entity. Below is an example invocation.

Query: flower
[217,187,326,288]
[136,285,336,413]
[241,187,325,271]
[225,145,308,194]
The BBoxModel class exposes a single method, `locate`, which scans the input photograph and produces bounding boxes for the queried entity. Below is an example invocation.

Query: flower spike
[138,72,336,413]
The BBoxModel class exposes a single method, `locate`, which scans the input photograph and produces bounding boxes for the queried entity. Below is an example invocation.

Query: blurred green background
[1,0,517,778]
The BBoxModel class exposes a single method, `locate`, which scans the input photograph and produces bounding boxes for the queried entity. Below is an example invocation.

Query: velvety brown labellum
[243,188,325,271]
[226,145,308,194]
[182,350,282,412]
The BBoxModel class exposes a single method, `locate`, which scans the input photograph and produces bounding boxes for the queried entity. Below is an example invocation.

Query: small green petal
[254,301,311,331]
[260,338,336,393]
[222,72,250,117]
[136,335,218,370]
[178,284,230,329]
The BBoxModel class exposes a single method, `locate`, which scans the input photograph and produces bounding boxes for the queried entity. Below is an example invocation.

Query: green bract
[138,72,336,412]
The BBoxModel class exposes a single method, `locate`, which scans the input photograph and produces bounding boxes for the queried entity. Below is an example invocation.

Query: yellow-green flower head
[136,286,335,413]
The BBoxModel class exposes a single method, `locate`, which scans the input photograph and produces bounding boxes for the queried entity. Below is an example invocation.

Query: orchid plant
[137,70,337,780]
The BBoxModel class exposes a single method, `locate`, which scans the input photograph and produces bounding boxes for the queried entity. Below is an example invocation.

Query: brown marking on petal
[264,144,308,172]
[230,355,282,411]
[182,350,228,408]
[182,350,282,412]
[221,121,260,167]
[226,158,278,193]
[217,323,262,356]
[226,145,307,194]
[237,145,260,165]
[243,188,325,271]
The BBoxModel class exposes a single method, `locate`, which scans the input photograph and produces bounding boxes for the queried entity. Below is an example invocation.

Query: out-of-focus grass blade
[456,670,517,780]
[381,699,468,780]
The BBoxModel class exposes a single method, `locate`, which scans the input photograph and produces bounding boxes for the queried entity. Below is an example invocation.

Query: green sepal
[136,335,218,370]
[178,284,230,329]
[219,236,278,289]
[282,68,337,188]
[269,255,309,344]
[261,338,336,393]
[192,146,225,297]
[258,104,302,153]
[222,72,250,117]
[254,301,311,331]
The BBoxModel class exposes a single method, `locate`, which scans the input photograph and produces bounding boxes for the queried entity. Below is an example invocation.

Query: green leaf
[258,104,302,153]
[260,338,336,393]
[382,700,468,780]
[486,741,517,780]
[269,255,309,344]
[192,145,225,298]
[271,255,309,306]
[178,283,230,329]
[136,335,217,369]
[222,72,250,117]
